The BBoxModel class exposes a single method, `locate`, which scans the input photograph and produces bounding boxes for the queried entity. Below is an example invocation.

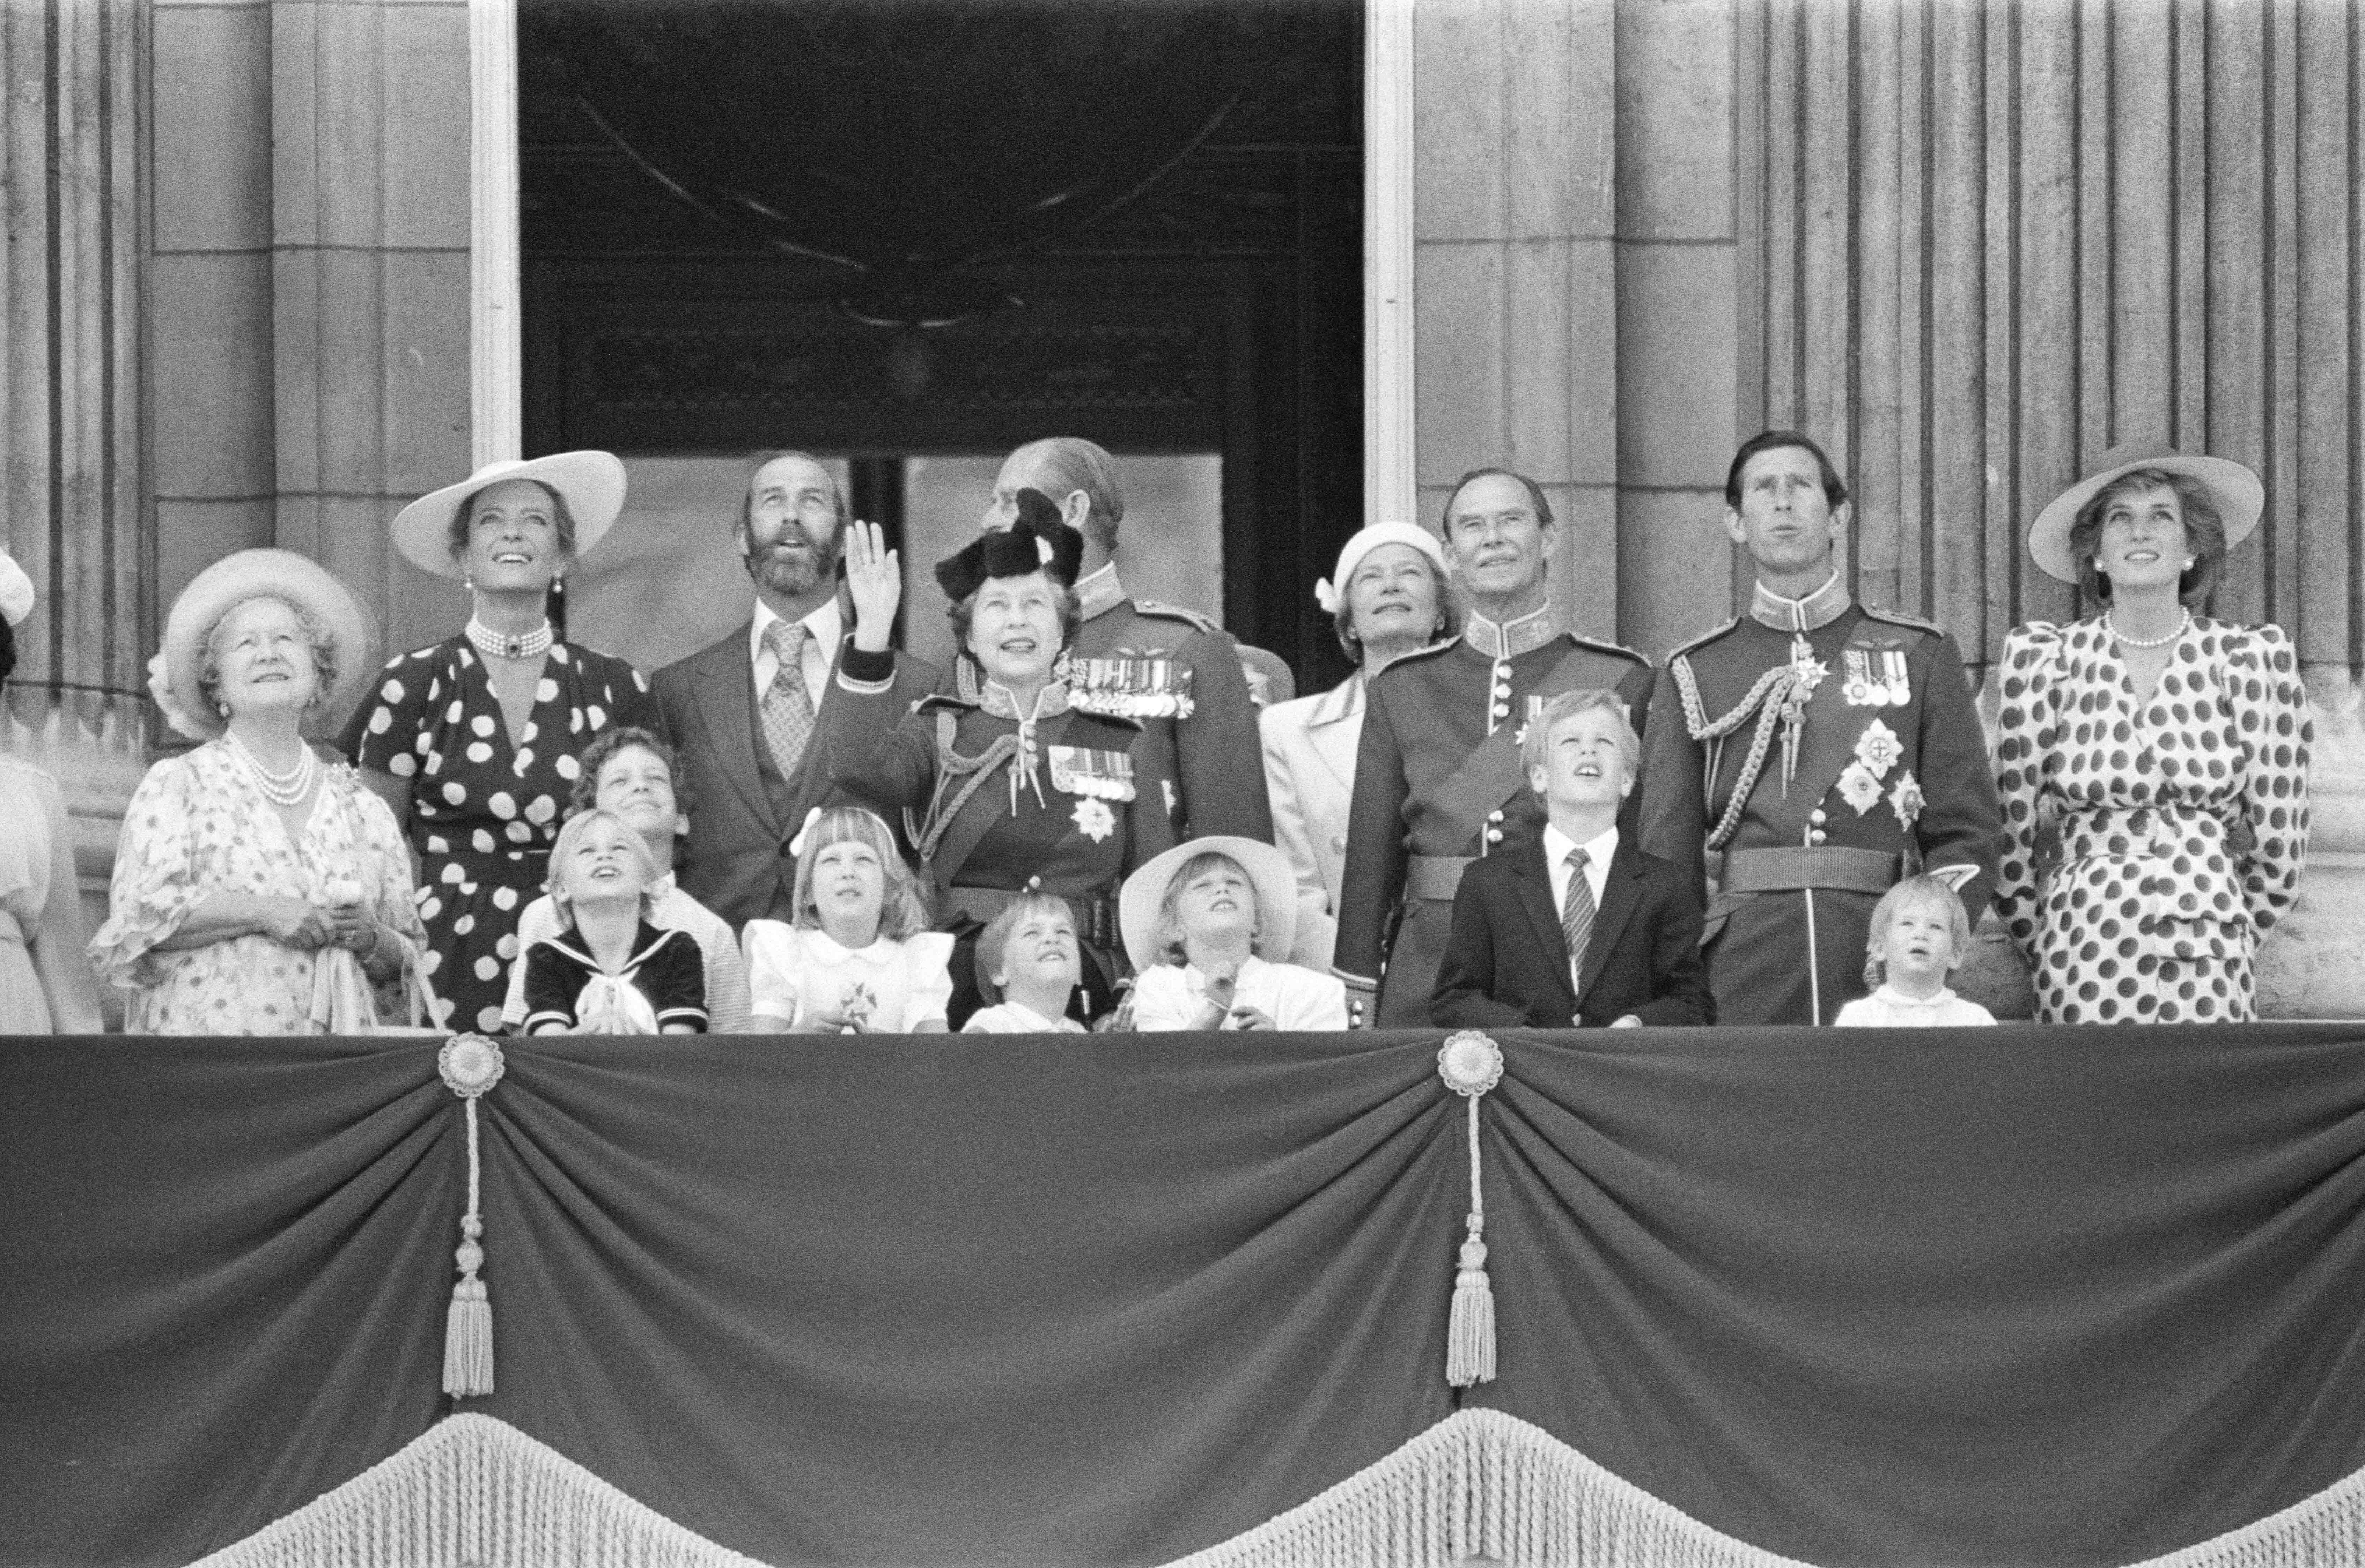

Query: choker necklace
[466,617,553,662]
[228,728,317,808]
[2104,608,2191,650]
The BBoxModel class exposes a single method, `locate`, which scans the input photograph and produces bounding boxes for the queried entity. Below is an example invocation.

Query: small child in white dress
[962,894,1089,1034]
[743,807,954,1034]
[1118,836,1348,1031]
[1833,874,1998,1028]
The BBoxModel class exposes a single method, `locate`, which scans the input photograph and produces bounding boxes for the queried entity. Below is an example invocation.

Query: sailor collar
[1749,571,1852,634]
[1074,562,1126,622]
[541,920,673,975]
[1462,598,1566,660]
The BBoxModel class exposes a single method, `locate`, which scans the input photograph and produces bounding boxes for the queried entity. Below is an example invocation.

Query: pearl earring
[2183,559,2195,571]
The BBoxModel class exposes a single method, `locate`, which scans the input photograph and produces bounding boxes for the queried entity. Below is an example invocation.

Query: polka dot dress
[341,637,660,1034]
[1992,617,2312,1025]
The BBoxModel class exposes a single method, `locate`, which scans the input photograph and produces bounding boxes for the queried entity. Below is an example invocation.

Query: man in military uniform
[977,437,1273,844]
[1638,431,2002,1026]
[1334,468,1656,1025]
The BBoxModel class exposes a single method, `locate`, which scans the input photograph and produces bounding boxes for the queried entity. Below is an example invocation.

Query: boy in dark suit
[1432,689,1711,1029]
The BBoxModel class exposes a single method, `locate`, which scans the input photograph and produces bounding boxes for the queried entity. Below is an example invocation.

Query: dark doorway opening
[518,0,1363,689]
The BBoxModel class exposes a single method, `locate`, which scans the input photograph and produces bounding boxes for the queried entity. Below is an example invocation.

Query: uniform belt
[943,886,1119,954]
[1722,846,1899,895]
[1406,855,1473,901]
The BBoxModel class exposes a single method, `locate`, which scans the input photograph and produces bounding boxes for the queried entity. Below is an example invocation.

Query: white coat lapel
[1304,675,1364,794]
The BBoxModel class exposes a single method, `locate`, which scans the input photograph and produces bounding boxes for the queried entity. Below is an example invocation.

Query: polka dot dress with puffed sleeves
[341,637,660,1034]
[1991,616,2312,1024]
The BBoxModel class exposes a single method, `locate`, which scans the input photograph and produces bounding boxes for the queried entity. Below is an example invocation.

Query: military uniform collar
[1074,562,1125,622]
[1749,571,1852,633]
[955,656,1073,722]
[1462,597,1566,660]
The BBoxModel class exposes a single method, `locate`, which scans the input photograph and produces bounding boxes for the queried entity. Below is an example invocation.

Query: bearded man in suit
[653,451,938,930]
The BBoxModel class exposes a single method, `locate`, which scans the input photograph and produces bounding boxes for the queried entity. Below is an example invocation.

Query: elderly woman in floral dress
[93,550,425,1034]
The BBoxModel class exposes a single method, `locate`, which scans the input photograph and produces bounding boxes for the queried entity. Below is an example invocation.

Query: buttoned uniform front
[1060,564,1273,845]
[830,644,1180,1028]
[1637,573,2003,1026]
[653,596,940,932]
[1333,603,1655,1025]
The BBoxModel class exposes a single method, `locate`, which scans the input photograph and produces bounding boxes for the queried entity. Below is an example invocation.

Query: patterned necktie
[1561,846,1595,989]
[761,619,815,779]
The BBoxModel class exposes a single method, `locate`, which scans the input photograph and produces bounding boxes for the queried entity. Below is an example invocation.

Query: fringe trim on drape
[190,1413,766,1568]
[184,1405,2365,1568]
[1159,1408,2365,1568]
[1161,1408,1819,1568]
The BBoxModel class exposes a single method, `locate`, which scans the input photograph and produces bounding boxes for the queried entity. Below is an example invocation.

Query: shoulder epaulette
[914,693,976,717]
[1131,599,1221,635]
[1860,604,1944,636]
[1664,617,1740,662]
[1569,633,1651,667]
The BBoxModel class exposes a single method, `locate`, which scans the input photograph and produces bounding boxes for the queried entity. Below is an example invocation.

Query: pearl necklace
[228,728,317,807]
[465,617,553,662]
[2104,607,2192,650]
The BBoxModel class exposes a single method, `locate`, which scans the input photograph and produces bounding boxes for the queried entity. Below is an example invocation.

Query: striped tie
[761,620,815,778]
[1561,846,1595,990]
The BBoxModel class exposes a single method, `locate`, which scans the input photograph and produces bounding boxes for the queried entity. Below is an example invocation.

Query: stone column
[1,0,151,918]
[1409,0,1742,655]
[1412,0,1622,637]
[266,0,475,659]
[1364,0,1417,527]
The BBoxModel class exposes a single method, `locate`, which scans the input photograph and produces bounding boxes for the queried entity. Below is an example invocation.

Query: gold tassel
[1437,1031,1505,1390]
[442,1219,494,1397]
[1446,1222,1496,1387]
[437,1035,506,1400]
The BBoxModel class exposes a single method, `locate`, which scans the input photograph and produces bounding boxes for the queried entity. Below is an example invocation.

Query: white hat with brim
[0,549,33,629]
[1120,834,1301,972]
[391,451,628,580]
[159,549,375,742]
[1315,520,1447,614]
[2027,444,2263,585]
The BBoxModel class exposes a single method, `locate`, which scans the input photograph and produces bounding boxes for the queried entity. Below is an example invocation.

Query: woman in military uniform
[828,492,1178,1029]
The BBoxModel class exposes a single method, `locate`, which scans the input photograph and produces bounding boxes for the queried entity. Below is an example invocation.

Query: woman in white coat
[1258,523,1456,970]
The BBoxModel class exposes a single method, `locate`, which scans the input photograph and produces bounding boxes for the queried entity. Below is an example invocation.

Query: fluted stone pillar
[1,0,151,922]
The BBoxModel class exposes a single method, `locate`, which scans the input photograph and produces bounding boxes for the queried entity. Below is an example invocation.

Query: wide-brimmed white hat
[391,451,627,580]
[156,548,375,741]
[2027,443,2263,585]
[0,548,34,629]
[1120,835,1300,971]
[1314,521,1447,614]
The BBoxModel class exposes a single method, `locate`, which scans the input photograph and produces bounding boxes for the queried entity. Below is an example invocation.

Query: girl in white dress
[1119,836,1348,1031]
[1834,875,1996,1028]
[744,807,954,1034]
